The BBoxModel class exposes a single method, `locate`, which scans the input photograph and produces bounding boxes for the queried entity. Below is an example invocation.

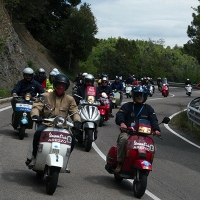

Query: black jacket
[115,102,160,131]
[74,85,100,105]
[33,74,47,85]
[11,79,44,97]
[98,85,113,95]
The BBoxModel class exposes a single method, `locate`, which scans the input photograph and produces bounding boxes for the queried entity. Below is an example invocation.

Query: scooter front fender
[84,122,95,129]
[133,159,152,171]
[46,154,63,168]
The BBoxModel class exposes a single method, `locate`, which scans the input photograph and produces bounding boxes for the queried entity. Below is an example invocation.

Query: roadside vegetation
[171,109,200,138]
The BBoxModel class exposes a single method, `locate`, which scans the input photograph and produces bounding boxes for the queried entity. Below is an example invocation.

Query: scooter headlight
[23,112,27,117]
[54,116,65,127]
[25,93,31,101]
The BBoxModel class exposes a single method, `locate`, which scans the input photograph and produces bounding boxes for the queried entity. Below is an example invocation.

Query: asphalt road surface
[0,87,200,200]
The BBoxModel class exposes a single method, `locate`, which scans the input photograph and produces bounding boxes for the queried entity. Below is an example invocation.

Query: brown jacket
[31,91,81,122]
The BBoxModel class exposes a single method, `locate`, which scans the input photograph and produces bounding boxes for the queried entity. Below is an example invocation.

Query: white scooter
[125,84,132,98]
[111,89,121,108]
[185,84,192,96]
[26,116,76,195]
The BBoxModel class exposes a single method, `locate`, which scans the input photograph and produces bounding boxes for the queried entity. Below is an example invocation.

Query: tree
[184,2,200,64]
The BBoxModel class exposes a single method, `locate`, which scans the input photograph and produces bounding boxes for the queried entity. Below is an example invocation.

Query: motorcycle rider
[125,74,133,85]
[110,76,124,106]
[33,68,47,88]
[115,85,161,173]
[74,72,84,87]
[11,67,44,111]
[28,74,81,169]
[73,73,100,105]
[45,70,57,91]
[185,78,192,85]
[98,76,114,118]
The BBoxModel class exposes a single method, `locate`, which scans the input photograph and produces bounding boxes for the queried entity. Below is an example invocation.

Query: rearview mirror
[161,117,170,124]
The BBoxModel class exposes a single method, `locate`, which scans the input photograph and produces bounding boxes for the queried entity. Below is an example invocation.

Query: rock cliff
[0,4,62,91]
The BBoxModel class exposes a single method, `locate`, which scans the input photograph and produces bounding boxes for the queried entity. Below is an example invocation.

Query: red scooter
[162,84,169,97]
[105,117,170,198]
[98,92,110,127]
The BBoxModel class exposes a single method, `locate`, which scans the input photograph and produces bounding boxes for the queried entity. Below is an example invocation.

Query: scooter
[162,84,169,97]
[11,93,34,140]
[185,84,192,96]
[111,89,121,108]
[147,84,153,97]
[125,84,132,98]
[74,91,101,152]
[26,116,76,195]
[98,92,110,127]
[105,117,170,198]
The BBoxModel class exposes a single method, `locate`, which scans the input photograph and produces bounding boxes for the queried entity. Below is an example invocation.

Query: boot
[115,162,122,173]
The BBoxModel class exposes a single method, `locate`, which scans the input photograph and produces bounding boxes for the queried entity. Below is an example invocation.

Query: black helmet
[53,74,70,90]
[84,74,94,85]
[132,86,148,104]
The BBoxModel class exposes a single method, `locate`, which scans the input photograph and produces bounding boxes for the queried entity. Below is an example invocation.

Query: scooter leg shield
[133,159,152,171]
[46,154,63,168]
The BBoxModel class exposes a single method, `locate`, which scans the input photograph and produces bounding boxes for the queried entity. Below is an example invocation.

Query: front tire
[46,166,60,195]
[133,171,147,198]
[99,115,104,127]
[19,125,25,140]
[85,129,93,152]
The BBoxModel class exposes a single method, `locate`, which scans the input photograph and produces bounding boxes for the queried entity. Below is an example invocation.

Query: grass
[0,89,11,99]
[171,109,200,138]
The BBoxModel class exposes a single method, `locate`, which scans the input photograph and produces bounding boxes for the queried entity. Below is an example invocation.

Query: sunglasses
[102,81,107,83]
[24,74,33,77]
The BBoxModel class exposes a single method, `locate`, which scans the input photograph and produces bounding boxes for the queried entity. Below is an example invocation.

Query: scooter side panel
[106,146,117,166]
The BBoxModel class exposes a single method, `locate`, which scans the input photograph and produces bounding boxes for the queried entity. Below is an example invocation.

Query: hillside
[0,4,64,93]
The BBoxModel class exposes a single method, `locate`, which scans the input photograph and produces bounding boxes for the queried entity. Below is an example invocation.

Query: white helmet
[38,68,45,73]
[50,70,57,76]
[82,72,88,77]
[23,67,34,74]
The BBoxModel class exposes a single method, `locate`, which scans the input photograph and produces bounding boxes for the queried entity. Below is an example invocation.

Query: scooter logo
[67,136,72,142]
[141,160,151,167]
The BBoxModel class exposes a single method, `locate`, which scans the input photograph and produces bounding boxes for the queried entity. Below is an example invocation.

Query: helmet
[23,67,34,74]
[132,86,148,104]
[115,76,119,79]
[50,70,57,76]
[102,76,108,82]
[82,72,88,77]
[23,67,34,82]
[52,68,60,75]
[84,74,94,85]
[53,74,70,90]
[38,68,45,73]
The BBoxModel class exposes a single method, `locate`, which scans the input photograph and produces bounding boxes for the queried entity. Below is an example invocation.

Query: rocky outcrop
[0,4,61,91]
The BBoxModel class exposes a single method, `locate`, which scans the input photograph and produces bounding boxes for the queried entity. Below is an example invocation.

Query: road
[0,87,200,200]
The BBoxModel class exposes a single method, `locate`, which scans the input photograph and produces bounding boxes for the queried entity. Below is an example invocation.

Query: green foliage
[0,88,11,98]
[184,2,200,64]
[79,38,200,82]
[171,110,200,138]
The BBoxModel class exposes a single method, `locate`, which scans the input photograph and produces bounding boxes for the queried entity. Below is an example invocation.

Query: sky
[82,0,200,48]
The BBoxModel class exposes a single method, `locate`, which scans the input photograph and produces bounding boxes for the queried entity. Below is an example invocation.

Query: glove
[73,121,82,130]
[32,115,43,123]
[12,93,18,97]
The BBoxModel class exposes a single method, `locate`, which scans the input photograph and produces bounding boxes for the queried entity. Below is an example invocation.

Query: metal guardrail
[187,97,200,129]
[0,97,12,104]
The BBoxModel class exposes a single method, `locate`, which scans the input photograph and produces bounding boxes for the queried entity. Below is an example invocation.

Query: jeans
[32,124,76,157]
[117,132,129,162]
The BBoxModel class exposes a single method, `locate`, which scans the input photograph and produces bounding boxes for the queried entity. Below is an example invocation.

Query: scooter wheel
[19,126,26,140]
